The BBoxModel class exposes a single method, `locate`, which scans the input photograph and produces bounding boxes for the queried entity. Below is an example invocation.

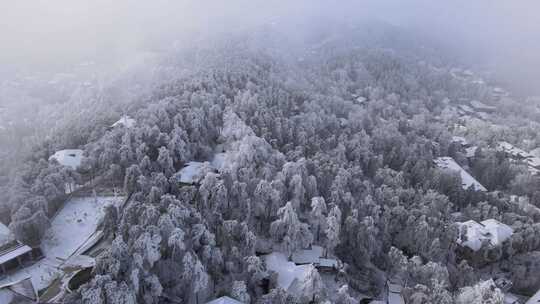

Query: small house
[470,100,496,113]
[49,149,84,170]
[173,161,214,185]
[110,115,136,129]
[0,222,42,276]
[291,245,340,272]
[456,219,513,252]
[0,241,41,276]
[206,296,244,304]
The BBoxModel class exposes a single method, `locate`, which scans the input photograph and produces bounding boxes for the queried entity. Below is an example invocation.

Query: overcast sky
[1,0,539,94]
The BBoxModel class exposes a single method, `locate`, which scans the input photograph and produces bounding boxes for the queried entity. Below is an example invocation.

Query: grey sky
[1,0,539,94]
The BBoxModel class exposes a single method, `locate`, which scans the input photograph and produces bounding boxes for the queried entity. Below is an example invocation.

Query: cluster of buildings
[497,141,540,176]
[456,219,513,252]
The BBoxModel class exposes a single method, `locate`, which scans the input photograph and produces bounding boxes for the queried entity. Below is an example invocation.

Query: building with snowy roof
[110,115,136,129]
[49,149,84,170]
[387,281,405,304]
[470,100,496,113]
[0,277,38,304]
[0,241,40,276]
[0,223,42,276]
[456,219,513,252]
[291,245,340,272]
[497,142,530,159]
[497,142,540,175]
[434,157,487,191]
[451,136,469,147]
[173,161,213,185]
[206,296,244,304]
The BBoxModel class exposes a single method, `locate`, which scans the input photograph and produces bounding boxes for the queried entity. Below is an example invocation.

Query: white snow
[292,246,324,265]
[530,148,540,158]
[0,196,122,292]
[49,149,84,170]
[111,115,136,129]
[206,296,244,304]
[458,104,475,114]
[434,157,487,191]
[0,222,12,247]
[0,244,32,264]
[210,153,227,171]
[176,153,227,184]
[264,252,311,290]
[481,219,514,245]
[470,100,496,112]
[497,142,530,159]
[0,277,37,301]
[504,293,520,304]
[0,258,61,291]
[456,219,513,252]
[318,258,338,268]
[42,196,123,260]
[497,142,540,173]
[465,146,478,158]
[526,289,540,304]
[176,162,209,184]
[387,283,405,304]
[452,136,469,146]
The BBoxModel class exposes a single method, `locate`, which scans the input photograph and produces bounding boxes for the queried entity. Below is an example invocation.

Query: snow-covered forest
[1,3,540,304]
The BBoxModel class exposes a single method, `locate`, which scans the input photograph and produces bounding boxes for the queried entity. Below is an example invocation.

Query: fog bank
[1,0,539,94]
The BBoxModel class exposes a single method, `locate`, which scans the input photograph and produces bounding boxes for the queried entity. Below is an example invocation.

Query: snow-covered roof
[497,142,530,158]
[292,246,324,265]
[470,100,496,112]
[111,115,136,129]
[355,96,367,104]
[497,142,540,171]
[175,161,210,184]
[49,149,83,170]
[526,289,540,304]
[387,283,405,304]
[0,243,32,265]
[465,146,478,158]
[434,157,487,191]
[0,277,37,303]
[318,258,338,268]
[458,104,475,113]
[456,219,513,252]
[481,219,514,245]
[451,136,469,146]
[0,222,10,245]
[264,252,311,290]
[206,296,244,304]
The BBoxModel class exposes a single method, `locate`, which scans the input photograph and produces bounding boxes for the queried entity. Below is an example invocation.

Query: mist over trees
[1,5,540,304]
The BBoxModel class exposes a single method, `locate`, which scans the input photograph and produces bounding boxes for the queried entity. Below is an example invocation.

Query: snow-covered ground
[42,196,122,260]
[264,252,311,290]
[434,157,487,191]
[0,196,123,292]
